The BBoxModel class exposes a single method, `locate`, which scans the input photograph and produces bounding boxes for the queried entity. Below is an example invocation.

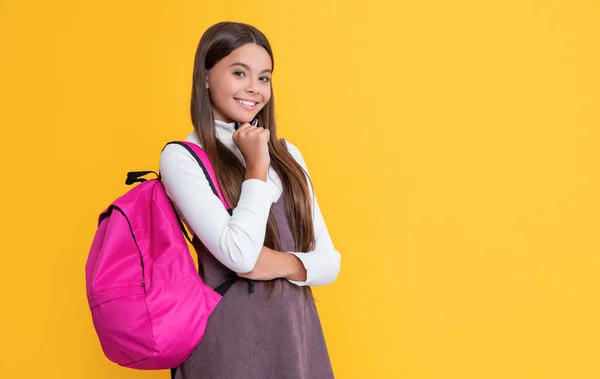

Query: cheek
[262,86,272,103]
[211,76,238,99]
[224,78,242,96]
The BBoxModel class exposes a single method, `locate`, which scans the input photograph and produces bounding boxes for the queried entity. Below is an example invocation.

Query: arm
[285,141,341,286]
[239,141,341,286]
[286,194,341,286]
[236,141,341,286]
[159,143,279,273]
[237,246,307,281]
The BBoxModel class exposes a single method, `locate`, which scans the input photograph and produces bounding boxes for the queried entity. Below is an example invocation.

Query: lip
[235,98,259,110]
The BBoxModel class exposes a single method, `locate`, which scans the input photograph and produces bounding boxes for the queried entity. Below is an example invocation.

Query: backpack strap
[168,142,256,297]
[162,141,232,213]
[164,142,241,379]
[161,141,234,245]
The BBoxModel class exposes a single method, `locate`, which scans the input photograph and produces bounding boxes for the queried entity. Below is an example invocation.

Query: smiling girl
[160,21,340,379]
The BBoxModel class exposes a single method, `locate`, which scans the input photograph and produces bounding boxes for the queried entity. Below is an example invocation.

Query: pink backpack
[85,141,236,371]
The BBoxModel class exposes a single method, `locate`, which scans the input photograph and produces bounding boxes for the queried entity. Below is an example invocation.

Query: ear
[204,69,209,89]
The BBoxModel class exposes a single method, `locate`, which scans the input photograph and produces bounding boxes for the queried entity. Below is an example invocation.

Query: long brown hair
[190,22,315,295]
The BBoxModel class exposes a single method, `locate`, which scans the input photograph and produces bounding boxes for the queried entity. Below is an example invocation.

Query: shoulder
[159,131,204,174]
[281,139,307,169]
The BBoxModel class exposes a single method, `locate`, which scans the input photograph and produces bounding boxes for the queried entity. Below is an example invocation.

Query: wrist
[245,164,269,182]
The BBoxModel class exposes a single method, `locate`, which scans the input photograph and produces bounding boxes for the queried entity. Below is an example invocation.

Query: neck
[214,119,236,140]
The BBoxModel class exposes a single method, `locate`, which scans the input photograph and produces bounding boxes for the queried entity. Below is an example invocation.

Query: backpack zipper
[103,205,147,293]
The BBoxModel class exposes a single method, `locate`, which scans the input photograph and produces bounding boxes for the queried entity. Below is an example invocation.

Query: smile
[235,98,258,109]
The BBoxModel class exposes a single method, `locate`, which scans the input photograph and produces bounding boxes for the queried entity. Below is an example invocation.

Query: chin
[232,113,258,124]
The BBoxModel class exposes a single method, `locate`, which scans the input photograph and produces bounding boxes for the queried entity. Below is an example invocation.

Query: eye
[233,70,246,78]
[260,76,271,83]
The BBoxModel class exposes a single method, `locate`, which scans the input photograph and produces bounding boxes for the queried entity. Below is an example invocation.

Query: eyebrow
[230,62,272,75]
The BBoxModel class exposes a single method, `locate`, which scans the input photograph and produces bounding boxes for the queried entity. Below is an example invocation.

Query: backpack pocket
[88,285,155,366]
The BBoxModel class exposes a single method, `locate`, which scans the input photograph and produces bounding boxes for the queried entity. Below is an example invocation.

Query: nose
[245,77,259,94]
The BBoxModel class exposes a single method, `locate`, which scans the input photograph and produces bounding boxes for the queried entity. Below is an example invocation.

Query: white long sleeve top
[159,120,341,286]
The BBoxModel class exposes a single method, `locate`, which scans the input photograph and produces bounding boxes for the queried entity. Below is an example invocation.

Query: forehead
[221,43,272,71]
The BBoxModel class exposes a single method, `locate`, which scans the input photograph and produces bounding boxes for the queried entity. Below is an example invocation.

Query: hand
[237,246,307,282]
[232,122,270,169]
[237,246,280,281]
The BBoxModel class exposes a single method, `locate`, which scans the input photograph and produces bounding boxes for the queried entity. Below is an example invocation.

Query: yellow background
[1,0,599,378]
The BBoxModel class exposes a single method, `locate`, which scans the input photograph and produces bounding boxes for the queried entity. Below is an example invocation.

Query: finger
[235,123,252,133]
[233,125,253,141]
[242,125,264,137]
[246,126,266,136]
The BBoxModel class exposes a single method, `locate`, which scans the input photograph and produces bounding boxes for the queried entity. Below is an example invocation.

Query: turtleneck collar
[215,119,237,140]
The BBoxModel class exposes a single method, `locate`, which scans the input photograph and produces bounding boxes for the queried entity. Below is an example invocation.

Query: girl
[160,21,341,379]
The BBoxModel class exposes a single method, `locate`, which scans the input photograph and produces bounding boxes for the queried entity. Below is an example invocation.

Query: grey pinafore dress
[173,190,335,379]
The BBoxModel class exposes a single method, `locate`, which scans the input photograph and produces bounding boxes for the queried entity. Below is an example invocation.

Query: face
[205,43,273,124]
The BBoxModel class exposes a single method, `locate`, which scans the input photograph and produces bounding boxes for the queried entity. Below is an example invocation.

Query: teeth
[237,99,256,106]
